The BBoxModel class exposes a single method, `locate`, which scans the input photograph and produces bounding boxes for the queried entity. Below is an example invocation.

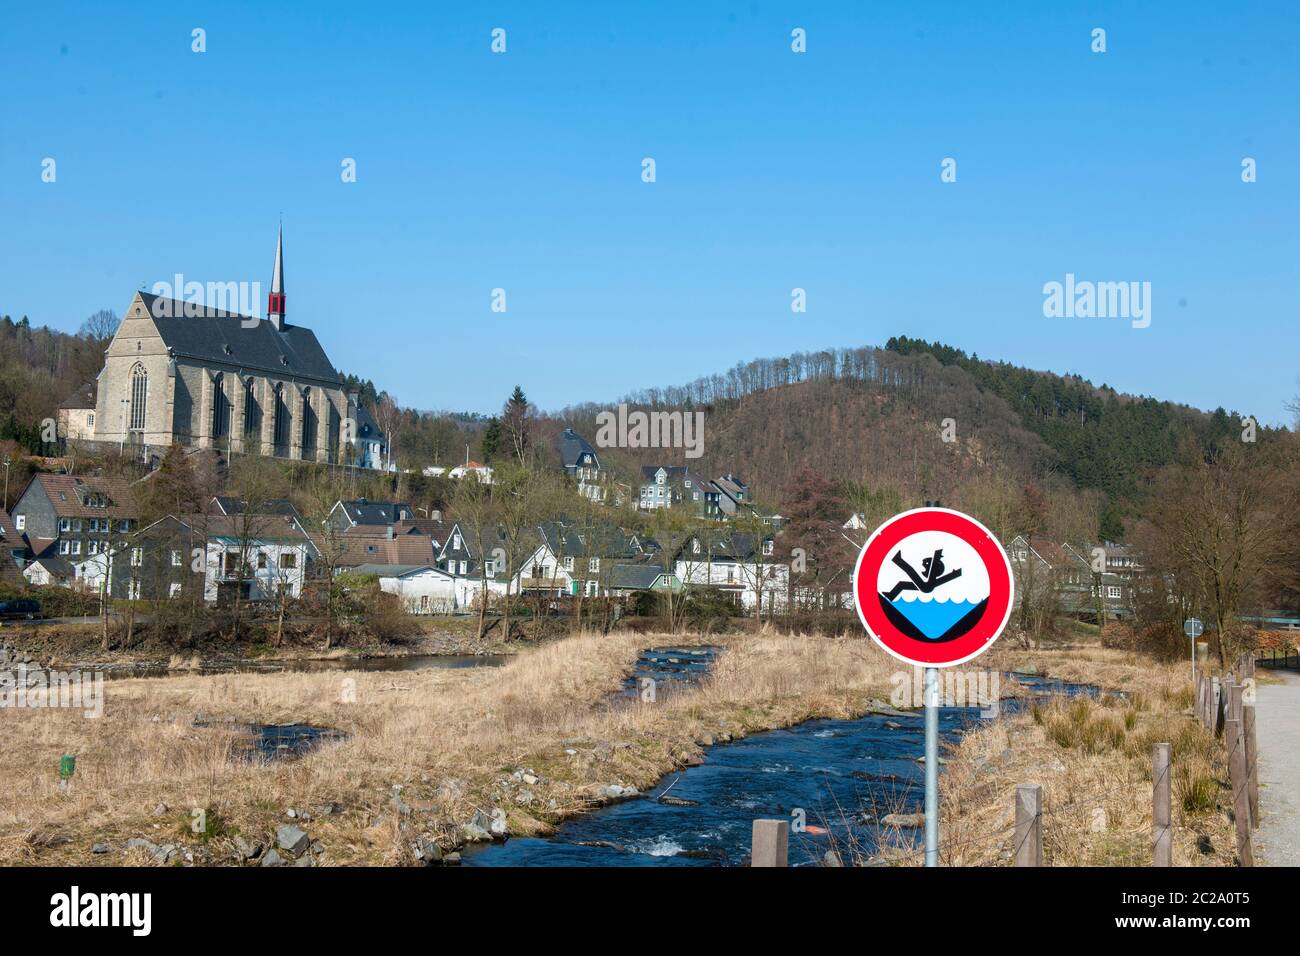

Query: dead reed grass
[892,647,1236,867]
[0,630,897,866]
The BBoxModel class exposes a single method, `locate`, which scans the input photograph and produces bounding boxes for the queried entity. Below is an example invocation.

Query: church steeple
[267,222,286,330]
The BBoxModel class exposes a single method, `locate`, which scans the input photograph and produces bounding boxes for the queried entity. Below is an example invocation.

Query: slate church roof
[135,291,341,384]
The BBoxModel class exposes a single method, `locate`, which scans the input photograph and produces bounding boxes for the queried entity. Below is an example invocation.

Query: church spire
[267,222,286,330]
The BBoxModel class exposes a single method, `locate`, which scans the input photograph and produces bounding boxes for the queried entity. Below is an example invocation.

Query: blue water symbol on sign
[890,598,981,640]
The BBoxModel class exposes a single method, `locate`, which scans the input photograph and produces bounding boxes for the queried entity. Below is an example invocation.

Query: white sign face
[1184,618,1204,638]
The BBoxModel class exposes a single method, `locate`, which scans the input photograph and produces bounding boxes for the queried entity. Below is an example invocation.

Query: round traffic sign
[853,507,1015,667]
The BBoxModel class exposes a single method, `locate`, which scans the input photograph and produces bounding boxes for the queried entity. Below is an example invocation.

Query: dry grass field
[1,635,1236,867]
[906,646,1238,867]
[0,629,898,866]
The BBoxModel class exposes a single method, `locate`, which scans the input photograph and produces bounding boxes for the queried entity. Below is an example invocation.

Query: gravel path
[1254,670,1300,866]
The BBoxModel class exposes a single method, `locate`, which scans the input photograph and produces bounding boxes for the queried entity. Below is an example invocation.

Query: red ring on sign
[853,508,1014,668]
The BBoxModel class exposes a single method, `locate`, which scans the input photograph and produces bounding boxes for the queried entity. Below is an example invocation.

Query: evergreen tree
[480,416,502,462]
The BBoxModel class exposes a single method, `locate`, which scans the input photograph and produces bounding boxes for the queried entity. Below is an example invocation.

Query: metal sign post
[924,666,939,867]
[1184,618,1204,682]
[852,507,1016,871]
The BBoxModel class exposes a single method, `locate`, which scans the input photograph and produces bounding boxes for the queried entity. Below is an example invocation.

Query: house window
[169,582,182,598]
[14,515,23,530]
[563,556,574,571]
[59,518,71,532]
[257,552,268,569]
[453,533,462,550]
[585,580,598,597]
[458,560,467,575]
[1106,586,1122,599]
[131,547,142,566]
[692,539,701,554]
[484,559,496,576]
[588,557,600,572]
[87,413,94,427]
[170,550,182,566]
[281,551,297,569]
[763,540,774,556]
[128,580,141,600]
[118,520,131,533]
[59,540,71,555]
[224,552,240,576]
[71,540,81,555]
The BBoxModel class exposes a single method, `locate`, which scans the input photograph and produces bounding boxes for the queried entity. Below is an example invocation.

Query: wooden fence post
[1223,682,1254,866]
[1014,785,1043,867]
[751,818,789,867]
[1243,692,1259,829]
[1152,743,1172,866]
[1206,676,1216,738]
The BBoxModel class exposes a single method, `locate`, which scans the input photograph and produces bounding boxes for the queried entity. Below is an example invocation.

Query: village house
[711,473,751,515]
[448,460,493,483]
[201,512,317,603]
[557,428,608,502]
[57,379,98,442]
[0,509,25,585]
[514,522,651,599]
[674,529,788,613]
[325,498,416,534]
[638,466,723,515]
[1006,534,1132,622]
[7,474,138,590]
[350,563,460,615]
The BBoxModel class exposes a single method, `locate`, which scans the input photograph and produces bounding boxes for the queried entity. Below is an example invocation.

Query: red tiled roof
[331,530,438,568]
[27,474,137,519]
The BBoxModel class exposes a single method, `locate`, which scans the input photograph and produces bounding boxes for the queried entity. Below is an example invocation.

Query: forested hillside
[548,340,1293,543]
[553,345,1057,505]
[0,312,110,449]
[882,336,1288,533]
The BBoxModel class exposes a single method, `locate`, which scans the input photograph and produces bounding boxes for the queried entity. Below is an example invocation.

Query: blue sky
[2,1,1296,423]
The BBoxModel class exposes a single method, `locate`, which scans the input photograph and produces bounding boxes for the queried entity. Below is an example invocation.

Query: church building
[89,228,377,466]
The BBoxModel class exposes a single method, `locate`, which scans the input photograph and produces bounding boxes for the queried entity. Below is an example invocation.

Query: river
[462,673,1097,867]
